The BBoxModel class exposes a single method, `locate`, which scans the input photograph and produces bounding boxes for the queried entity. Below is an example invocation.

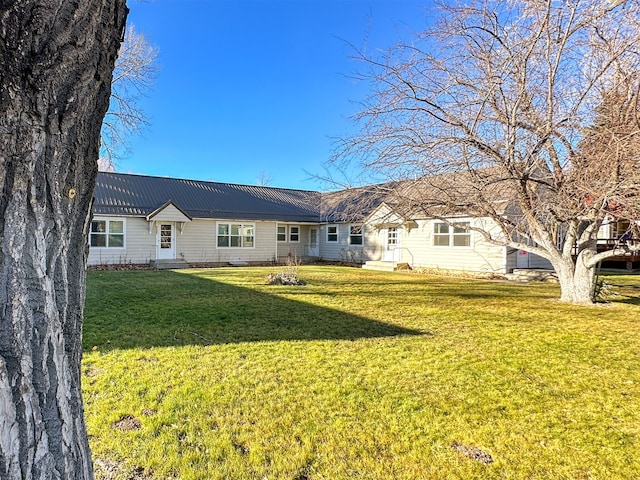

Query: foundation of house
[362,261,411,272]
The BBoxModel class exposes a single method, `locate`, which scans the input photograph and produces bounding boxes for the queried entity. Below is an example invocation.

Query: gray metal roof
[93,172,324,222]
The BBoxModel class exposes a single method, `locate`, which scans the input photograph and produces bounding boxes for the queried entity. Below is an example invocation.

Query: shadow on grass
[609,295,640,306]
[84,270,424,350]
[602,278,640,306]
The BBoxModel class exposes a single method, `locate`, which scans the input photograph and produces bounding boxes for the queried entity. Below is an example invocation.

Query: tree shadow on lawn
[83,270,424,351]
[606,283,640,305]
[609,296,640,306]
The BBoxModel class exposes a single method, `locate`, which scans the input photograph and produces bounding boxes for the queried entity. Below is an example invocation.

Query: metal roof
[93,172,324,222]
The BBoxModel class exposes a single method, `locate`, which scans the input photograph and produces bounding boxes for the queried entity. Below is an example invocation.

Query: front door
[382,227,401,262]
[308,227,319,257]
[157,223,176,259]
[516,249,530,268]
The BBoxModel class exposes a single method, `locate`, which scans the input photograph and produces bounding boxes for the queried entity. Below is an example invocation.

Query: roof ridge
[97,171,320,195]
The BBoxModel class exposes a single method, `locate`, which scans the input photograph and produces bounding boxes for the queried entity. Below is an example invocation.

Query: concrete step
[151,259,189,270]
[505,268,558,282]
[362,261,410,272]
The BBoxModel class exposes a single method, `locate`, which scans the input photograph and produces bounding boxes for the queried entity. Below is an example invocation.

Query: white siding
[88,218,305,265]
[177,220,278,263]
[149,203,191,222]
[352,217,511,273]
[173,220,217,263]
[319,224,342,260]
[361,224,382,261]
[381,218,510,273]
[318,223,370,263]
[88,214,550,273]
[274,224,310,261]
[88,217,155,265]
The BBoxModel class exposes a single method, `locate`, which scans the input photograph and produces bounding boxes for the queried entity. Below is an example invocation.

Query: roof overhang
[146,200,193,223]
[365,202,417,229]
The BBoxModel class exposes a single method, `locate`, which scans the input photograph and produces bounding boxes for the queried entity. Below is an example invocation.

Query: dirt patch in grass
[113,415,142,431]
[94,458,153,480]
[452,441,494,464]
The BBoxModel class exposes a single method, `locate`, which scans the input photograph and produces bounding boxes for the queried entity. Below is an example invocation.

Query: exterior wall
[88,214,553,272]
[88,218,319,266]
[527,254,553,269]
[150,203,191,222]
[88,216,155,265]
[509,247,553,270]
[172,219,217,263]
[318,224,341,260]
[506,248,518,273]
[394,217,510,274]
[274,223,311,262]
[362,224,383,261]
[318,219,513,272]
[173,220,279,264]
[365,218,507,273]
[318,223,370,263]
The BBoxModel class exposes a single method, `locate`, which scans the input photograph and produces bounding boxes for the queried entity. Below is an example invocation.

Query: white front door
[308,227,319,257]
[382,227,401,262]
[156,223,176,260]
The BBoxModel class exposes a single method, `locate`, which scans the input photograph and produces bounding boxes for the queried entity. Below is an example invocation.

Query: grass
[83,266,640,479]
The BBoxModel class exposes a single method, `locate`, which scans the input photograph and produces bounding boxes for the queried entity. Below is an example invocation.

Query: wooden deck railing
[572,237,640,262]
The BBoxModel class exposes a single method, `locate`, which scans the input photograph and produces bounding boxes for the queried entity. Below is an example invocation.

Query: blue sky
[122,0,433,190]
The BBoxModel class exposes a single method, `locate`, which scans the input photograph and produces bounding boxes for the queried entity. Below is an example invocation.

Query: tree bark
[0,2,127,478]
[553,254,598,305]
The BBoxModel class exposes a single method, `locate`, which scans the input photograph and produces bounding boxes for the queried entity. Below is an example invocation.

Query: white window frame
[289,225,300,243]
[433,222,450,247]
[216,222,255,249]
[433,221,472,248]
[326,225,338,242]
[349,224,363,246]
[277,224,287,242]
[90,218,126,249]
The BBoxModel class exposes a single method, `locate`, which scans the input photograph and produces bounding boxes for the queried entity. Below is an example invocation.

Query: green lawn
[83,267,640,479]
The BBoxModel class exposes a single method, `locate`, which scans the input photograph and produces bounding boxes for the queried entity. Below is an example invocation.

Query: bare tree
[100,24,157,169]
[334,0,640,304]
[256,170,273,186]
[0,1,127,478]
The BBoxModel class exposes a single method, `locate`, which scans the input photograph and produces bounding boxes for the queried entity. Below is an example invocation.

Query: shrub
[267,255,306,285]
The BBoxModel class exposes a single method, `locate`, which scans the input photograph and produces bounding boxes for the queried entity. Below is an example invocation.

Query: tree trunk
[0,2,127,479]
[553,253,598,305]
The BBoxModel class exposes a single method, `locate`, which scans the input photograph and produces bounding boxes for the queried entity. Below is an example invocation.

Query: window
[90,219,124,248]
[277,225,286,242]
[433,221,471,247]
[452,222,471,246]
[327,225,338,242]
[387,227,399,248]
[349,224,363,245]
[433,223,450,246]
[159,224,172,249]
[217,223,254,248]
[289,226,300,242]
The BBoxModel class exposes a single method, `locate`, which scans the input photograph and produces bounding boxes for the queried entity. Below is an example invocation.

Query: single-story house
[89,172,635,272]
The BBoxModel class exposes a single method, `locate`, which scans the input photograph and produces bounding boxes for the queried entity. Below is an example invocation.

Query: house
[90,172,636,272]
[90,172,322,267]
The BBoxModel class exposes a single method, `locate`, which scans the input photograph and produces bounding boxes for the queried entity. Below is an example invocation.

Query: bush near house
[83,267,640,480]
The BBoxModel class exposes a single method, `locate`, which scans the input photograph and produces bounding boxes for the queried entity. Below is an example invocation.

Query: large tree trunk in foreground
[553,256,598,305]
[0,2,127,478]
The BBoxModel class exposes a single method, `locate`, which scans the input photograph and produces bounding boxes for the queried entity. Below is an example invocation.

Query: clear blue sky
[123,0,434,190]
